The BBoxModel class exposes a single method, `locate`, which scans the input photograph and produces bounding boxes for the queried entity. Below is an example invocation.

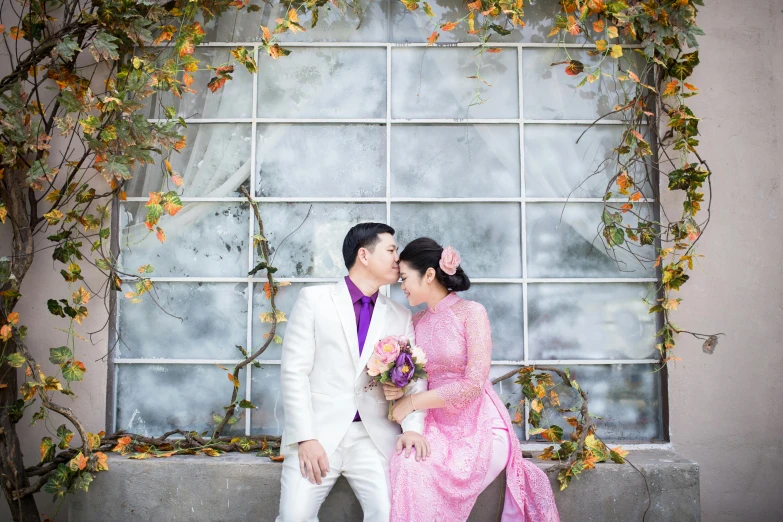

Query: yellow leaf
[288,8,298,23]
[531,399,544,413]
[43,209,64,225]
[547,26,560,37]
[538,446,555,460]
[609,45,622,59]
[607,26,618,39]
[72,286,90,305]
[199,448,221,457]
[0,204,7,224]
[595,39,607,52]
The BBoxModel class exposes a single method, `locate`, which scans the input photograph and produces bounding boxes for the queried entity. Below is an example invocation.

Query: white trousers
[276,422,391,522]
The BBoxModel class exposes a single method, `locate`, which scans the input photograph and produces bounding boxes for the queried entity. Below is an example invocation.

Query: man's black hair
[342,222,396,270]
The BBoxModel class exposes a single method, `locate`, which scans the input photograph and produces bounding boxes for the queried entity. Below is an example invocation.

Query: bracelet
[410,394,419,411]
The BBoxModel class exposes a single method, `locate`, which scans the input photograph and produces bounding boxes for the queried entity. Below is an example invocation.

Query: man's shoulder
[379,294,412,318]
[297,283,334,300]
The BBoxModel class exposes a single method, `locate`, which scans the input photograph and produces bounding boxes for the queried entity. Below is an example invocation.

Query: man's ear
[357,247,370,267]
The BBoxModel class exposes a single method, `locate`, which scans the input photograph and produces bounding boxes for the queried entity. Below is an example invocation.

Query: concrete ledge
[68,450,699,521]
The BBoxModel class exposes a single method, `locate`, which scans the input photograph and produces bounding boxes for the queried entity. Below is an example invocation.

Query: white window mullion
[384,43,392,299]
[518,46,530,442]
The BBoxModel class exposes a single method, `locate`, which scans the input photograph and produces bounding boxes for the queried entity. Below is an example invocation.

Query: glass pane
[490,365,524,439]
[391,125,520,197]
[127,124,252,198]
[393,203,522,278]
[120,202,249,278]
[250,364,284,436]
[116,364,246,437]
[525,124,655,199]
[526,203,656,278]
[118,283,248,360]
[523,49,641,121]
[527,283,657,360]
[196,1,390,43]
[143,48,253,119]
[390,283,524,361]
[530,364,662,441]
[255,203,386,277]
[257,48,386,118]
[391,48,519,119]
[390,0,560,43]
[252,283,330,360]
[257,124,386,197]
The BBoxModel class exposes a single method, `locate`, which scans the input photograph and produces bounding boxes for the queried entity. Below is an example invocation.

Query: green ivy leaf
[6,352,26,368]
[49,346,73,365]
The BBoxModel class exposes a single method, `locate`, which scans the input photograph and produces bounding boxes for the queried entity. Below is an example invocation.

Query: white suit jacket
[280,279,427,461]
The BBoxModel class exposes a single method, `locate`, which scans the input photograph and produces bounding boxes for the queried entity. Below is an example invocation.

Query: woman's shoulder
[452,296,487,315]
[412,309,427,326]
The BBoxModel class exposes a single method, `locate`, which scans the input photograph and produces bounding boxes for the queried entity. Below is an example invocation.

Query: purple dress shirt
[345,276,378,422]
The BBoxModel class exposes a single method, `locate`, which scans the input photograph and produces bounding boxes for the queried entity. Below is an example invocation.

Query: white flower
[411,344,427,366]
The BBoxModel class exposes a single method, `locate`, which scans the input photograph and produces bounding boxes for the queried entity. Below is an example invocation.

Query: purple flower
[390,352,415,388]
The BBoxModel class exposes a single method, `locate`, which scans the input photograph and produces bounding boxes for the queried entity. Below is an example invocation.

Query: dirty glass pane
[255,203,386,277]
[526,203,656,278]
[118,283,248,360]
[490,365,524,439]
[527,283,657,360]
[116,364,246,437]
[530,364,662,441]
[251,283,330,360]
[525,124,655,199]
[392,203,522,278]
[390,283,524,361]
[391,125,520,197]
[127,124,252,198]
[120,202,249,278]
[523,49,641,121]
[196,1,390,42]
[250,365,284,436]
[391,48,519,119]
[257,48,386,119]
[143,48,253,119]
[257,124,386,197]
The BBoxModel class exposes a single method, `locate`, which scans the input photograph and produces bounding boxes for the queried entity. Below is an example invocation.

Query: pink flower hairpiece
[439,246,461,276]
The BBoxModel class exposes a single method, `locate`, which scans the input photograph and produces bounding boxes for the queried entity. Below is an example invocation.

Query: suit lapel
[356,297,387,380]
[331,280,360,369]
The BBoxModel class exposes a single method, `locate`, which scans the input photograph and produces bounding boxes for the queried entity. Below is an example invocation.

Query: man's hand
[383,383,405,401]
[298,439,329,485]
[396,431,431,462]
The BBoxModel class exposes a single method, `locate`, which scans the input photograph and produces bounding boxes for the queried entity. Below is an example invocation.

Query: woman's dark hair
[342,222,396,270]
[399,237,471,292]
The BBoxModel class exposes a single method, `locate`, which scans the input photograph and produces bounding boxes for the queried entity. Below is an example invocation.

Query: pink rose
[439,246,461,276]
[374,337,401,365]
[411,344,427,366]
[367,355,391,377]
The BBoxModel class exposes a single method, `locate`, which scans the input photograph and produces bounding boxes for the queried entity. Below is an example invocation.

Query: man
[277,223,429,522]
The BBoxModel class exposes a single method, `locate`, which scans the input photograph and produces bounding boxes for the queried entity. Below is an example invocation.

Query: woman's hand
[383,383,405,401]
[391,395,415,424]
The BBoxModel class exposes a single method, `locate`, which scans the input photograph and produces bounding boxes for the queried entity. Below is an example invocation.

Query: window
[111,0,664,444]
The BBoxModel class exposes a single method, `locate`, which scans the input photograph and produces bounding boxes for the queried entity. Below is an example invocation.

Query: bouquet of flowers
[366,335,427,420]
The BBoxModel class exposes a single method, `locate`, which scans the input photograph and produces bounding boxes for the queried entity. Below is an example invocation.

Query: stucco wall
[2,1,782,520]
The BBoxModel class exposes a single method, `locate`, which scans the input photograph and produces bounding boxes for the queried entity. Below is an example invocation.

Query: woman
[385,238,560,522]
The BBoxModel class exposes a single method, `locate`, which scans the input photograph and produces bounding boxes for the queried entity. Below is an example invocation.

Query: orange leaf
[486,48,502,54]
[10,27,24,40]
[7,312,19,325]
[663,79,679,96]
[620,203,633,213]
[261,26,271,41]
[593,20,605,32]
[427,31,439,46]
[94,451,109,471]
[616,172,631,194]
[441,22,457,31]
[630,191,642,202]
[183,73,194,87]
[684,82,698,91]
[155,227,166,243]
[565,416,579,427]
[628,70,640,83]
[0,324,12,342]
[172,174,183,187]
[270,455,285,462]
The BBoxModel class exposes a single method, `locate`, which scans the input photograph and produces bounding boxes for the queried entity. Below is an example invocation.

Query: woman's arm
[392,302,492,423]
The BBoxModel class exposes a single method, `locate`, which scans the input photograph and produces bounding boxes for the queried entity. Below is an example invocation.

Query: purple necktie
[357,296,372,355]
[354,296,372,422]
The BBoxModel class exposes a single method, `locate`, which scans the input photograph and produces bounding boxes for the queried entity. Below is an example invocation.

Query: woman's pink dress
[390,292,560,522]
